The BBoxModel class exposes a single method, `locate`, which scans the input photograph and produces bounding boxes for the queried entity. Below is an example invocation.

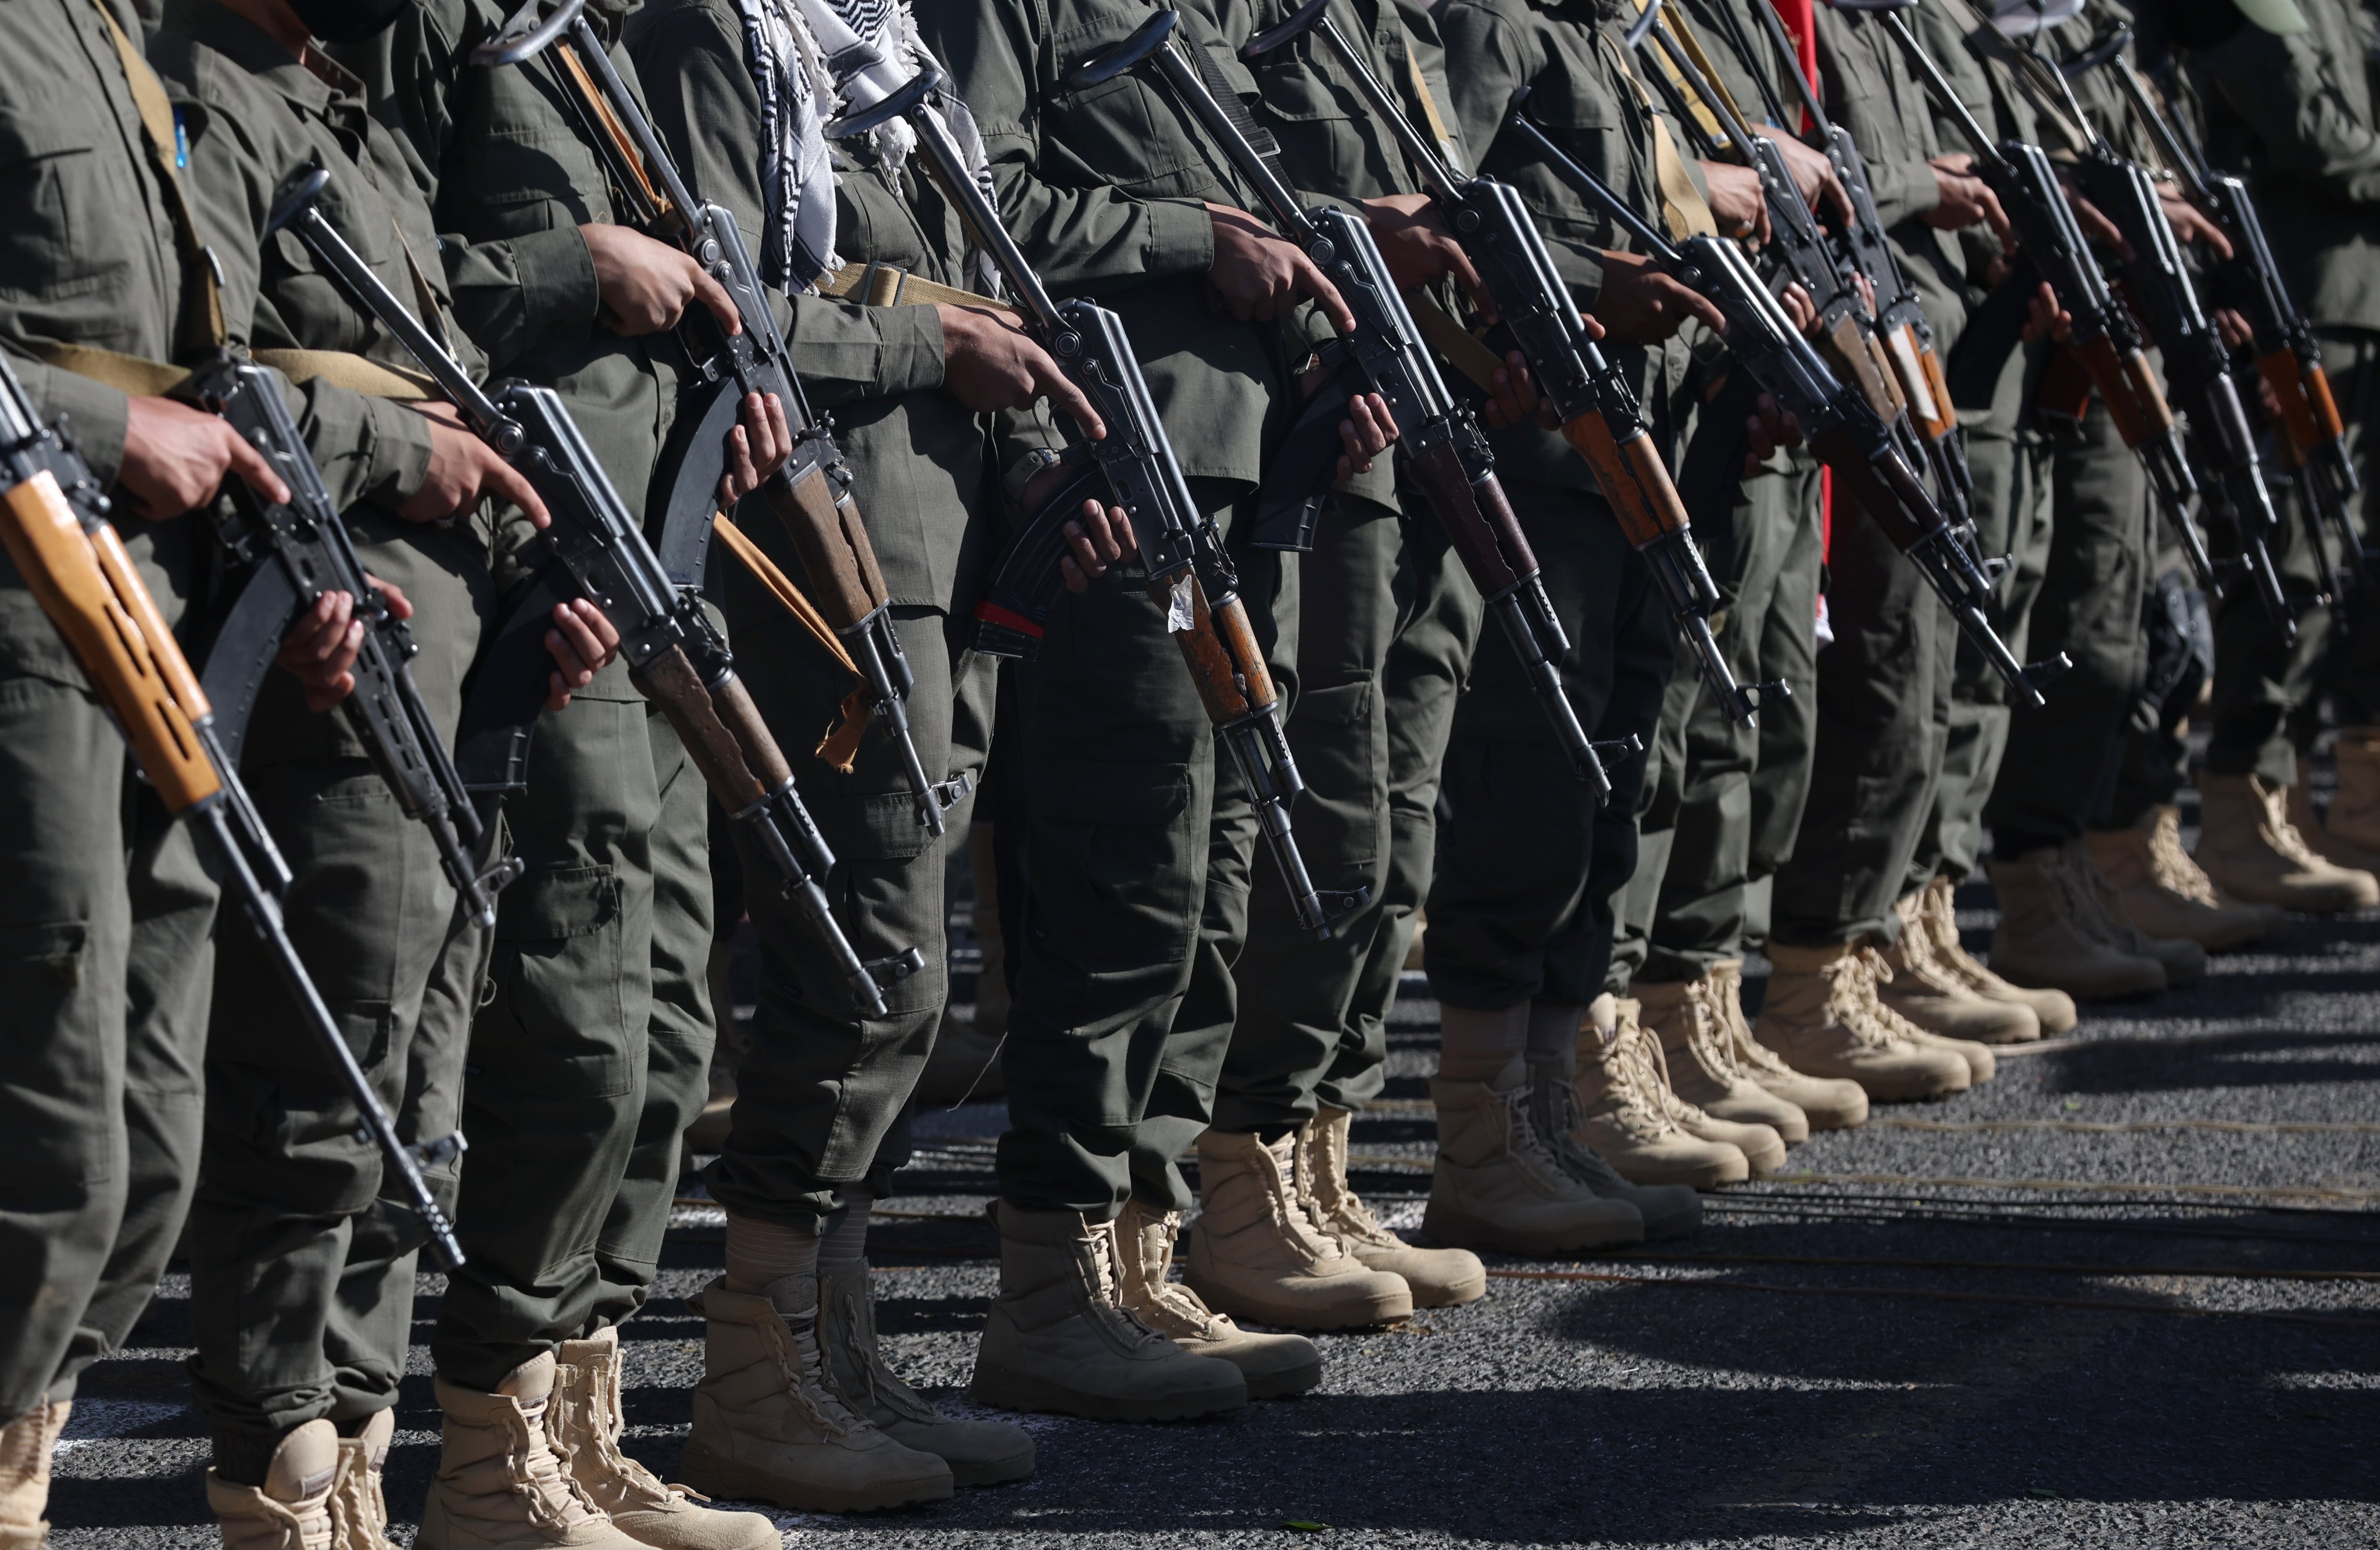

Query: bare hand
[1592,249,1726,343]
[402,403,550,527]
[543,597,620,711]
[1206,203,1355,333]
[580,223,740,338]
[1780,281,1817,335]
[1360,193,1495,321]
[2214,307,2255,351]
[1752,125,1853,225]
[1336,389,1395,481]
[1742,391,1803,474]
[118,395,289,520]
[2160,191,2233,260]
[276,577,411,712]
[1702,161,1771,246]
[720,391,792,504]
[2062,189,2128,256]
[1483,350,1557,431]
[1924,155,2010,249]
[935,304,1105,436]
[2020,280,2071,345]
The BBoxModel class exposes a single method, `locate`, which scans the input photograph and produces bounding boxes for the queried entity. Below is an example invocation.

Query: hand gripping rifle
[1244,0,1779,729]
[2018,32,2288,621]
[268,169,919,1016]
[828,69,1363,939]
[182,355,521,928]
[2106,52,2372,607]
[0,347,466,1268]
[1509,106,2070,705]
[477,0,959,837]
[1077,10,1637,800]
[1878,15,2294,630]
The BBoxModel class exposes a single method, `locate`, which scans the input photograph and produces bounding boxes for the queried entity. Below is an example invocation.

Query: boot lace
[1076,1220,1176,1354]
[1577,1022,1676,1143]
[822,1274,943,1427]
[2146,808,2220,904]
[1887,898,1970,997]
[2257,778,2330,868]
[1526,1069,1634,1191]
[505,1396,607,1533]
[1851,947,1943,1047]
[1631,1023,1718,1127]
[1252,1138,1348,1265]
[1920,876,1999,991]
[558,1344,688,1516]
[1295,1118,1400,1254]
[1712,969,1794,1078]
[1119,1215,1236,1341]
[328,1440,387,1550]
[0,1403,62,1497]
[752,1307,871,1445]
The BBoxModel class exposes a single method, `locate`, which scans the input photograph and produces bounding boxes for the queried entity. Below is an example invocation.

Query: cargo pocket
[0,921,108,1190]
[496,864,620,943]
[1022,757,1198,975]
[1284,679,1382,870]
[484,863,635,1093]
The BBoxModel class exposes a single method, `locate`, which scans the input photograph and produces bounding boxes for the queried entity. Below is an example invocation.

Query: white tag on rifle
[1168,571,1197,634]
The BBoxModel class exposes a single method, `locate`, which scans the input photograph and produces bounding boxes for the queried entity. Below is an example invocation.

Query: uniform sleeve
[7,352,133,492]
[630,2,946,403]
[918,0,1217,293]
[2200,26,2380,205]
[1817,9,1938,228]
[1437,0,1605,306]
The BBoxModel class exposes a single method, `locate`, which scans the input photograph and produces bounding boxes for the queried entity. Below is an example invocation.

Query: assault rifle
[829,70,1362,938]
[269,169,918,1016]
[184,355,521,928]
[1510,109,2070,705]
[1078,10,1638,799]
[0,346,465,1268]
[1878,15,2295,630]
[1243,0,1778,728]
[2107,52,2372,606]
[478,0,958,837]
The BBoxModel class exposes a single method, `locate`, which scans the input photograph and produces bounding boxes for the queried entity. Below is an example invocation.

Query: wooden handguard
[2259,348,2343,456]
[1167,577,1277,726]
[1810,425,1926,553]
[1408,441,1524,596]
[629,643,770,812]
[1819,316,1902,425]
[1566,412,1691,551]
[1913,331,1959,440]
[2077,334,2173,449]
[1,474,221,812]
[706,671,798,793]
[770,463,888,632]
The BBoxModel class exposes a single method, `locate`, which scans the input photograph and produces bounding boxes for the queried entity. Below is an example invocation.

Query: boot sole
[968,1366,1247,1422]
[677,1449,953,1515]
[1183,1277,1413,1331]
[1240,1357,1325,1399]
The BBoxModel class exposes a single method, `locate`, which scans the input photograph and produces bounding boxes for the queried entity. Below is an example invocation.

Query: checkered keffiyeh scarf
[734,0,1000,293]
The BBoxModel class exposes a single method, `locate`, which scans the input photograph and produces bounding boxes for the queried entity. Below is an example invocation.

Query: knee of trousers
[194,1057,394,1221]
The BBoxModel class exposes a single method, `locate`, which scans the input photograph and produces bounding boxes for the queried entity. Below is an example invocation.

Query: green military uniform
[2192,0,2380,779]
[340,0,717,1393]
[1733,0,1963,953]
[923,0,1309,1218]
[148,0,502,1479]
[626,0,998,1232]
[0,0,206,1428]
[1207,0,1486,1136]
[1609,0,1827,990]
[1425,0,1680,1013]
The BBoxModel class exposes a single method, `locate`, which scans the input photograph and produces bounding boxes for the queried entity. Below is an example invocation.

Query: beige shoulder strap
[1609,40,1719,241]
[28,341,191,398]
[85,0,227,355]
[250,348,433,400]
[817,260,1018,318]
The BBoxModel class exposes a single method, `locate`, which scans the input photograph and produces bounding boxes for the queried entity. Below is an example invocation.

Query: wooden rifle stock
[2075,333,2174,449]
[1169,577,1275,724]
[1566,413,1691,550]
[629,643,771,813]
[2260,349,2345,456]
[768,461,887,631]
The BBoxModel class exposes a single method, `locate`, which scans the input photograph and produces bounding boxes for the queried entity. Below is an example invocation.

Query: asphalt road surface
[47,790,2380,1548]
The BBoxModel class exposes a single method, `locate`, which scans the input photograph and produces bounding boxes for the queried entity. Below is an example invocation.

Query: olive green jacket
[627,0,993,611]
[1435,0,1685,491]
[151,0,454,517]
[918,0,1297,491]
[2192,0,2380,332]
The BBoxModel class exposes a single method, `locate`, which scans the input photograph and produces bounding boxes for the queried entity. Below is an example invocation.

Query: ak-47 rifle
[268,169,918,1016]
[182,355,521,928]
[1242,0,1778,729]
[0,346,466,1269]
[1078,10,1638,800]
[1509,105,2070,705]
[1734,0,1977,521]
[2108,52,2371,606]
[476,0,960,837]
[1880,13,2296,632]
[827,70,1362,939]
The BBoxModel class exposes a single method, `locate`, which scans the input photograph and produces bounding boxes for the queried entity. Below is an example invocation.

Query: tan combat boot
[209,1420,338,1550]
[971,1203,1247,1421]
[2287,767,2380,875]
[1913,875,2078,1034]
[1629,1008,1789,1173]
[1877,892,2039,1044]
[1851,948,1996,1084]
[420,1354,645,1549]
[1114,1200,1322,1397]
[328,1411,393,1550]
[0,1401,68,1550]
[549,1326,778,1546]
[1984,847,2167,1001]
[2066,838,2207,987]
[2086,806,2282,950]
[1709,961,1867,1131]
[678,1278,950,1513]
[1184,1129,1412,1329]
[1295,1108,1486,1306]
[815,1262,1034,1485]
[1570,1000,1753,1186]
[1526,1050,1705,1238]
[1423,1055,1647,1253]
[1635,975,1810,1143]
[2332,729,2380,854]
[1753,943,1971,1102]
[2196,772,2379,912]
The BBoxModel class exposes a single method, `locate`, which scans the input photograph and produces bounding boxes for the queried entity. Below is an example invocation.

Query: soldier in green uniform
[2178,0,2380,910]
[338,3,794,1542]
[629,0,1114,1509]
[921,0,1394,1421]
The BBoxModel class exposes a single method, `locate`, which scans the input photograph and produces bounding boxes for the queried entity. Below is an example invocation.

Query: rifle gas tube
[0,346,467,1269]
